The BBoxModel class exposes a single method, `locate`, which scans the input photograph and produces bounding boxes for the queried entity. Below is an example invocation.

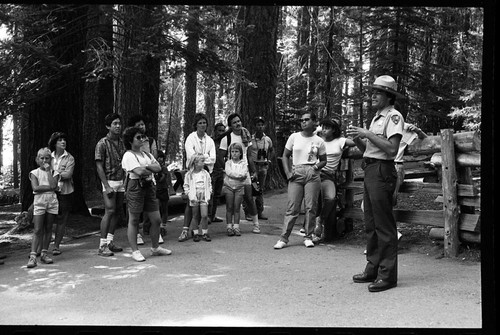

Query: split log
[441,129,460,257]
[342,208,480,232]
[430,152,481,167]
[344,130,480,159]
[429,227,480,244]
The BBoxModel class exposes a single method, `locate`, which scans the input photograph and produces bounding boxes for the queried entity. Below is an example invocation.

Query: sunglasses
[301,118,311,122]
[135,134,147,141]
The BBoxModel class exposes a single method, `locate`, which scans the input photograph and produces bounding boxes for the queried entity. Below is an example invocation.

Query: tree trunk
[20,5,89,214]
[12,112,20,189]
[235,5,284,189]
[82,4,115,203]
[183,5,201,168]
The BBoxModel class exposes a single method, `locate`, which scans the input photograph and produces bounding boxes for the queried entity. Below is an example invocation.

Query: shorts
[102,180,125,193]
[189,188,208,206]
[57,193,73,214]
[33,193,59,216]
[126,179,159,214]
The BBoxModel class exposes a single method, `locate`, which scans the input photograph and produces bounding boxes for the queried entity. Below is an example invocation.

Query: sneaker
[137,234,145,245]
[178,230,189,242]
[273,240,287,249]
[52,248,62,256]
[258,214,268,220]
[227,228,235,236]
[202,234,211,242]
[27,254,37,268]
[132,250,146,262]
[158,234,164,244]
[299,228,306,234]
[108,241,123,252]
[40,254,54,264]
[98,244,114,257]
[233,228,241,236]
[245,216,252,221]
[252,225,261,234]
[304,239,315,248]
[193,234,201,242]
[151,246,172,256]
[211,217,223,223]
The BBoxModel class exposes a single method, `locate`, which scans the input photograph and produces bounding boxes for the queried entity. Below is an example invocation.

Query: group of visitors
[24,74,420,293]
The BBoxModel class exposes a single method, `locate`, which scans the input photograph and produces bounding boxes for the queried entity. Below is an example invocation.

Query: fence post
[440,129,460,257]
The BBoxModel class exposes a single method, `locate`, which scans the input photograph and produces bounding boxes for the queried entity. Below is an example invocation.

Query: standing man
[95,113,126,257]
[244,116,274,220]
[219,113,261,233]
[346,75,404,292]
[209,122,227,223]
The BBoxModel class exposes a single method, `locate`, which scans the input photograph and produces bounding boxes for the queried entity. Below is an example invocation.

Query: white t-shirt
[285,132,326,166]
[219,132,252,164]
[122,150,158,182]
[323,137,347,175]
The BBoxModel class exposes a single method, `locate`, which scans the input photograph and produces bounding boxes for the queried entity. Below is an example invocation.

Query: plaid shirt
[95,134,126,181]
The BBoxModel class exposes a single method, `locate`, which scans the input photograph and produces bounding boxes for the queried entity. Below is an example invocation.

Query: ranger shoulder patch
[391,114,401,125]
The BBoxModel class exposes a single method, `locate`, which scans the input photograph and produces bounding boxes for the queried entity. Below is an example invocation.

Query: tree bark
[20,5,89,214]
[82,4,115,203]
[183,5,201,167]
[235,6,283,189]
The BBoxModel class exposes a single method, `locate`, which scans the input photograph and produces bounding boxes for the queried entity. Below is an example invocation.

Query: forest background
[0,5,485,215]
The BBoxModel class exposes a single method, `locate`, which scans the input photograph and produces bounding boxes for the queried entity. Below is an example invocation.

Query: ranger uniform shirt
[364,106,404,161]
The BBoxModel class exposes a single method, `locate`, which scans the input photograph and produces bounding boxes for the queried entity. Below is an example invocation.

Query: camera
[139,178,153,188]
[257,149,267,161]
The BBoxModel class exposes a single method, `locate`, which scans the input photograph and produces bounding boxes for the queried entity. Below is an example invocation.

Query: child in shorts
[183,153,212,242]
[27,147,60,268]
[223,142,249,236]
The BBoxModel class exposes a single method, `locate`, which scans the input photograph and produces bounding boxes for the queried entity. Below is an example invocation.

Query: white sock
[227,224,232,229]
[100,238,107,247]
[107,233,114,243]
[202,229,208,235]
[234,224,240,229]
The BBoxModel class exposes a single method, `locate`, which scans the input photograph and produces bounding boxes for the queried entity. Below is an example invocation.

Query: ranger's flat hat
[367,75,404,98]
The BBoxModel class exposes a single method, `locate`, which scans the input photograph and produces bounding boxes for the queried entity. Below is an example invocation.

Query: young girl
[222,142,249,236]
[27,147,60,268]
[182,153,212,242]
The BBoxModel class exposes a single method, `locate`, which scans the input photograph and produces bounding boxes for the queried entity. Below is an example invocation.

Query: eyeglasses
[301,118,311,122]
[135,134,147,141]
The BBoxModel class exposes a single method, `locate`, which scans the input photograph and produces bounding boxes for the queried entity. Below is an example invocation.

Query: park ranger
[346,75,404,292]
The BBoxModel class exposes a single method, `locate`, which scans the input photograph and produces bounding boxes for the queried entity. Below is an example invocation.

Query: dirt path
[0,191,482,330]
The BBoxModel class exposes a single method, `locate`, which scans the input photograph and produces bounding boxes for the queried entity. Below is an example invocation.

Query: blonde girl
[27,147,60,268]
[183,153,212,242]
[222,142,248,236]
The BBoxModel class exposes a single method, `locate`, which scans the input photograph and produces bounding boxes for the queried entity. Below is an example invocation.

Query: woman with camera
[121,126,172,262]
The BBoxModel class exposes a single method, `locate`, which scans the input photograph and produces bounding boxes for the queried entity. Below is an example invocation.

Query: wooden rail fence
[336,129,481,258]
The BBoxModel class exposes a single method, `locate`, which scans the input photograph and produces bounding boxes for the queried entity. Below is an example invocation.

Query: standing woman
[178,113,216,241]
[273,111,327,249]
[48,132,75,256]
[122,126,172,262]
